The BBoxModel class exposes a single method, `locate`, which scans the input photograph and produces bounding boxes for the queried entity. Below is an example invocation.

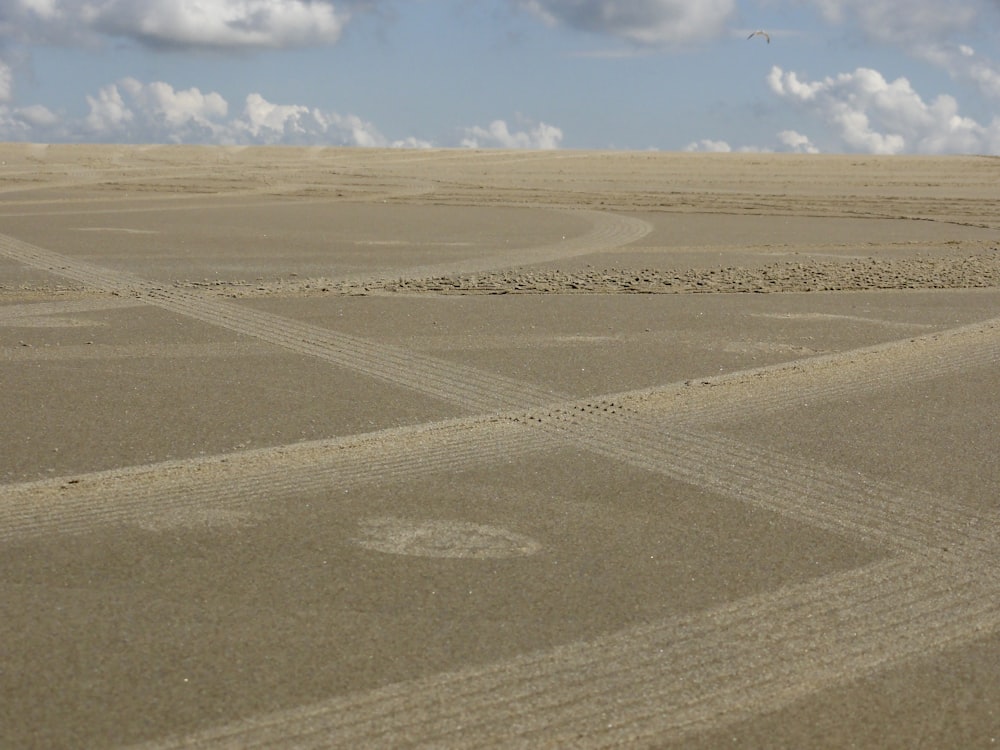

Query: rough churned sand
[1,144,999,748]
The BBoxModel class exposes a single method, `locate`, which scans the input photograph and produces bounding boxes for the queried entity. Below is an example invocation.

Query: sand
[1,144,998,748]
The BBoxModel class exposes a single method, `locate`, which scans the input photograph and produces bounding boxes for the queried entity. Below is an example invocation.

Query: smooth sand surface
[1,144,999,748]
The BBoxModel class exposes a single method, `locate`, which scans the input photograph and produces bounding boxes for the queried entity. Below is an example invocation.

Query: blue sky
[1,0,999,153]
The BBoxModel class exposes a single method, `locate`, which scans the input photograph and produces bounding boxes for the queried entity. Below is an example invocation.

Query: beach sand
[1,144,998,748]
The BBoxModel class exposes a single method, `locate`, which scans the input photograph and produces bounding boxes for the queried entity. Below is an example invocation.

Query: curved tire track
[0,208,652,409]
[0,233,560,412]
[2,316,996,560]
[3,224,1000,748]
[127,555,1000,749]
[329,208,653,284]
[1,227,995,557]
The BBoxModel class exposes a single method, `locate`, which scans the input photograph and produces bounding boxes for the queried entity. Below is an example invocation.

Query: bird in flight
[747,30,770,43]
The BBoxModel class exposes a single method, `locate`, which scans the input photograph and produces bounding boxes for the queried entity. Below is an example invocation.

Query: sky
[1,0,999,153]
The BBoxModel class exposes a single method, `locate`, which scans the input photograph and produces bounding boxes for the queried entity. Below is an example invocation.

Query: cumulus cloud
[232,92,428,146]
[769,65,1000,154]
[683,138,732,152]
[59,77,433,146]
[514,0,735,45]
[237,93,311,140]
[122,78,228,127]
[683,138,781,153]
[804,0,1000,100]
[2,75,567,149]
[3,0,352,50]
[461,119,563,149]
[84,83,134,134]
[777,129,820,153]
[0,103,59,139]
[82,79,227,142]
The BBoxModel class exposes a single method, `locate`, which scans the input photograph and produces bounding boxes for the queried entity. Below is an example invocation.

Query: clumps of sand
[185,249,1000,297]
[385,252,1000,294]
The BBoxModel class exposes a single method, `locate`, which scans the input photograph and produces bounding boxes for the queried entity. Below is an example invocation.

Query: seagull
[747,30,770,43]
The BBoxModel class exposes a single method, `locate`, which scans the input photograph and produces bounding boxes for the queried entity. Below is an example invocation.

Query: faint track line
[440,208,653,272]
[4,225,1000,749]
[0,233,560,411]
[663,316,1000,427]
[3,336,996,559]
[1,227,996,559]
[526,408,995,557]
[0,341,267,362]
[125,554,1000,749]
[0,418,561,542]
[307,208,652,285]
[144,286,559,411]
[0,297,145,320]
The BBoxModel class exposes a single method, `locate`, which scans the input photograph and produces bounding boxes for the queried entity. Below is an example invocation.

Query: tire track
[4,227,999,746]
[0,233,560,411]
[0,417,561,542]
[0,297,145,321]
[3,350,995,560]
[0,234,144,292]
[361,209,652,282]
[1,246,995,557]
[9,226,994,421]
[0,341,267,362]
[0,211,646,410]
[142,286,561,411]
[527,407,995,557]
[126,554,1000,749]
[0,165,436,217]
[621,314,1000,428]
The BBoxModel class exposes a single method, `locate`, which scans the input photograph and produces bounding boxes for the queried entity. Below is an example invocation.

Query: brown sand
[1,144,998,748]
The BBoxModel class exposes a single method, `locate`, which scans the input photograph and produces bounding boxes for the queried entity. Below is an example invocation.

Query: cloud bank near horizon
[19,65,990,154]
[58,77,563,150]
[0,0,998,153]
[768,65,1000,154]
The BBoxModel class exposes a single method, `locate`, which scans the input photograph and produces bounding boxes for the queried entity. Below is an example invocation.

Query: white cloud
[777,129,820,153]
[0,103,59,139]
[683,138,732,152]
[5,0,352,50]
[84,82,134,134]
[82,79,232,142]
[121,78,228,127]
[461,119,563,149]
[58,78,434,147]
[237,92,311,140]
[234,94,428,147]
[769,65,1000,154]
[17,103,58,127]
[514,0,736,45]
[318,112,388,148]
[683,138,777,153]
[0,2,364,140]
[803,0,1000,101]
